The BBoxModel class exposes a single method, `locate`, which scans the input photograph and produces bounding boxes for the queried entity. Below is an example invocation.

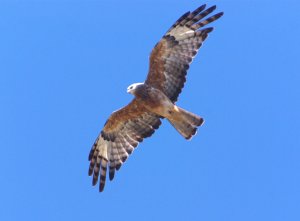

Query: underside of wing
[88,99,161,192]
[146,4,223,102]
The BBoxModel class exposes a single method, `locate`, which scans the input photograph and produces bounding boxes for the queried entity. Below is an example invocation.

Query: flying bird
[88,4,223,192]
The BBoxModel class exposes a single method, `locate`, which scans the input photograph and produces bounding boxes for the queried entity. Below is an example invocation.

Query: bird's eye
[130,86,133,89]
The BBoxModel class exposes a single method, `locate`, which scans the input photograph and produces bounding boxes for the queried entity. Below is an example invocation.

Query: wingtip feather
[191,4,206,15]
[88,167,93,176]
[109,170,115,181]
[215,12,224,20]
[208,5,217,13]
[99,182,105,192]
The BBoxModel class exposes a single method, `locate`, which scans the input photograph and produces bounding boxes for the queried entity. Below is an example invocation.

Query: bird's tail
[167,106,204,140]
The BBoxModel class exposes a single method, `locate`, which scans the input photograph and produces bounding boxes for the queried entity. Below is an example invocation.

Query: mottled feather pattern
[88,103,161,191]
[88,4,223,192]
[146,4,223,102]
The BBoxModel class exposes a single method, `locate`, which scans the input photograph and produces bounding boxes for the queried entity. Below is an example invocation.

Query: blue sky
[1,0,299,220]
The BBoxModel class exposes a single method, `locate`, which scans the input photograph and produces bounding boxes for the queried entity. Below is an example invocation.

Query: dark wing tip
[207,5,217,13]
[199,4,207,10]
[109,170,115,181]
[88,151,93,161]
[191,4,206,15]
[88,167,93,176]
[99,181,105,192]
[203,27,214,34]
[88,141,98,161]
[177,11,190,24]
[214,12,224,20]
[92,176,98,186]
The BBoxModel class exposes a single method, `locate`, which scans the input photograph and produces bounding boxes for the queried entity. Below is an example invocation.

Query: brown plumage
[88,4,223,192]
[146,5,223,102]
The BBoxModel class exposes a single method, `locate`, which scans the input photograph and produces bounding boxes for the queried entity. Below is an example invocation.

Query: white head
[127,82,144,94]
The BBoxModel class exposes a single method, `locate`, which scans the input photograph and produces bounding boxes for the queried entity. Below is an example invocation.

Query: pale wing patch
[169,26,195,40]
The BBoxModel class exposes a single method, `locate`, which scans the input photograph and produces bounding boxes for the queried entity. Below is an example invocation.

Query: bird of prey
[88,4,223,192]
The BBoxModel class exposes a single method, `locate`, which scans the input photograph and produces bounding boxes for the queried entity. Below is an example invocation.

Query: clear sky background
[1,0,299,220]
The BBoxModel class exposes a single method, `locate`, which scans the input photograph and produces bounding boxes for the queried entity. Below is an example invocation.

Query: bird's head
[127,82,144,95]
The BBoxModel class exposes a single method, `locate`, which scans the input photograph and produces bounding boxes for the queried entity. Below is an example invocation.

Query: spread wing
[88,99,161,192]
[145,4,223,102]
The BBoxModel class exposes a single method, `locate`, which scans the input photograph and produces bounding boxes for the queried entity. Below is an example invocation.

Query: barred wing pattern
[88,99,161,191]
[146,4,223,102]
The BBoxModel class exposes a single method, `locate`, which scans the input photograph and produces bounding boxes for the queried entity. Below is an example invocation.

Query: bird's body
[128,83,175,117]
[128,82,203,139]
[88,4,223,192]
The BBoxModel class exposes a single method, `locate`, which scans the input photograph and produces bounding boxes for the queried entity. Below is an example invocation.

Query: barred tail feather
[168,106,204,140]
